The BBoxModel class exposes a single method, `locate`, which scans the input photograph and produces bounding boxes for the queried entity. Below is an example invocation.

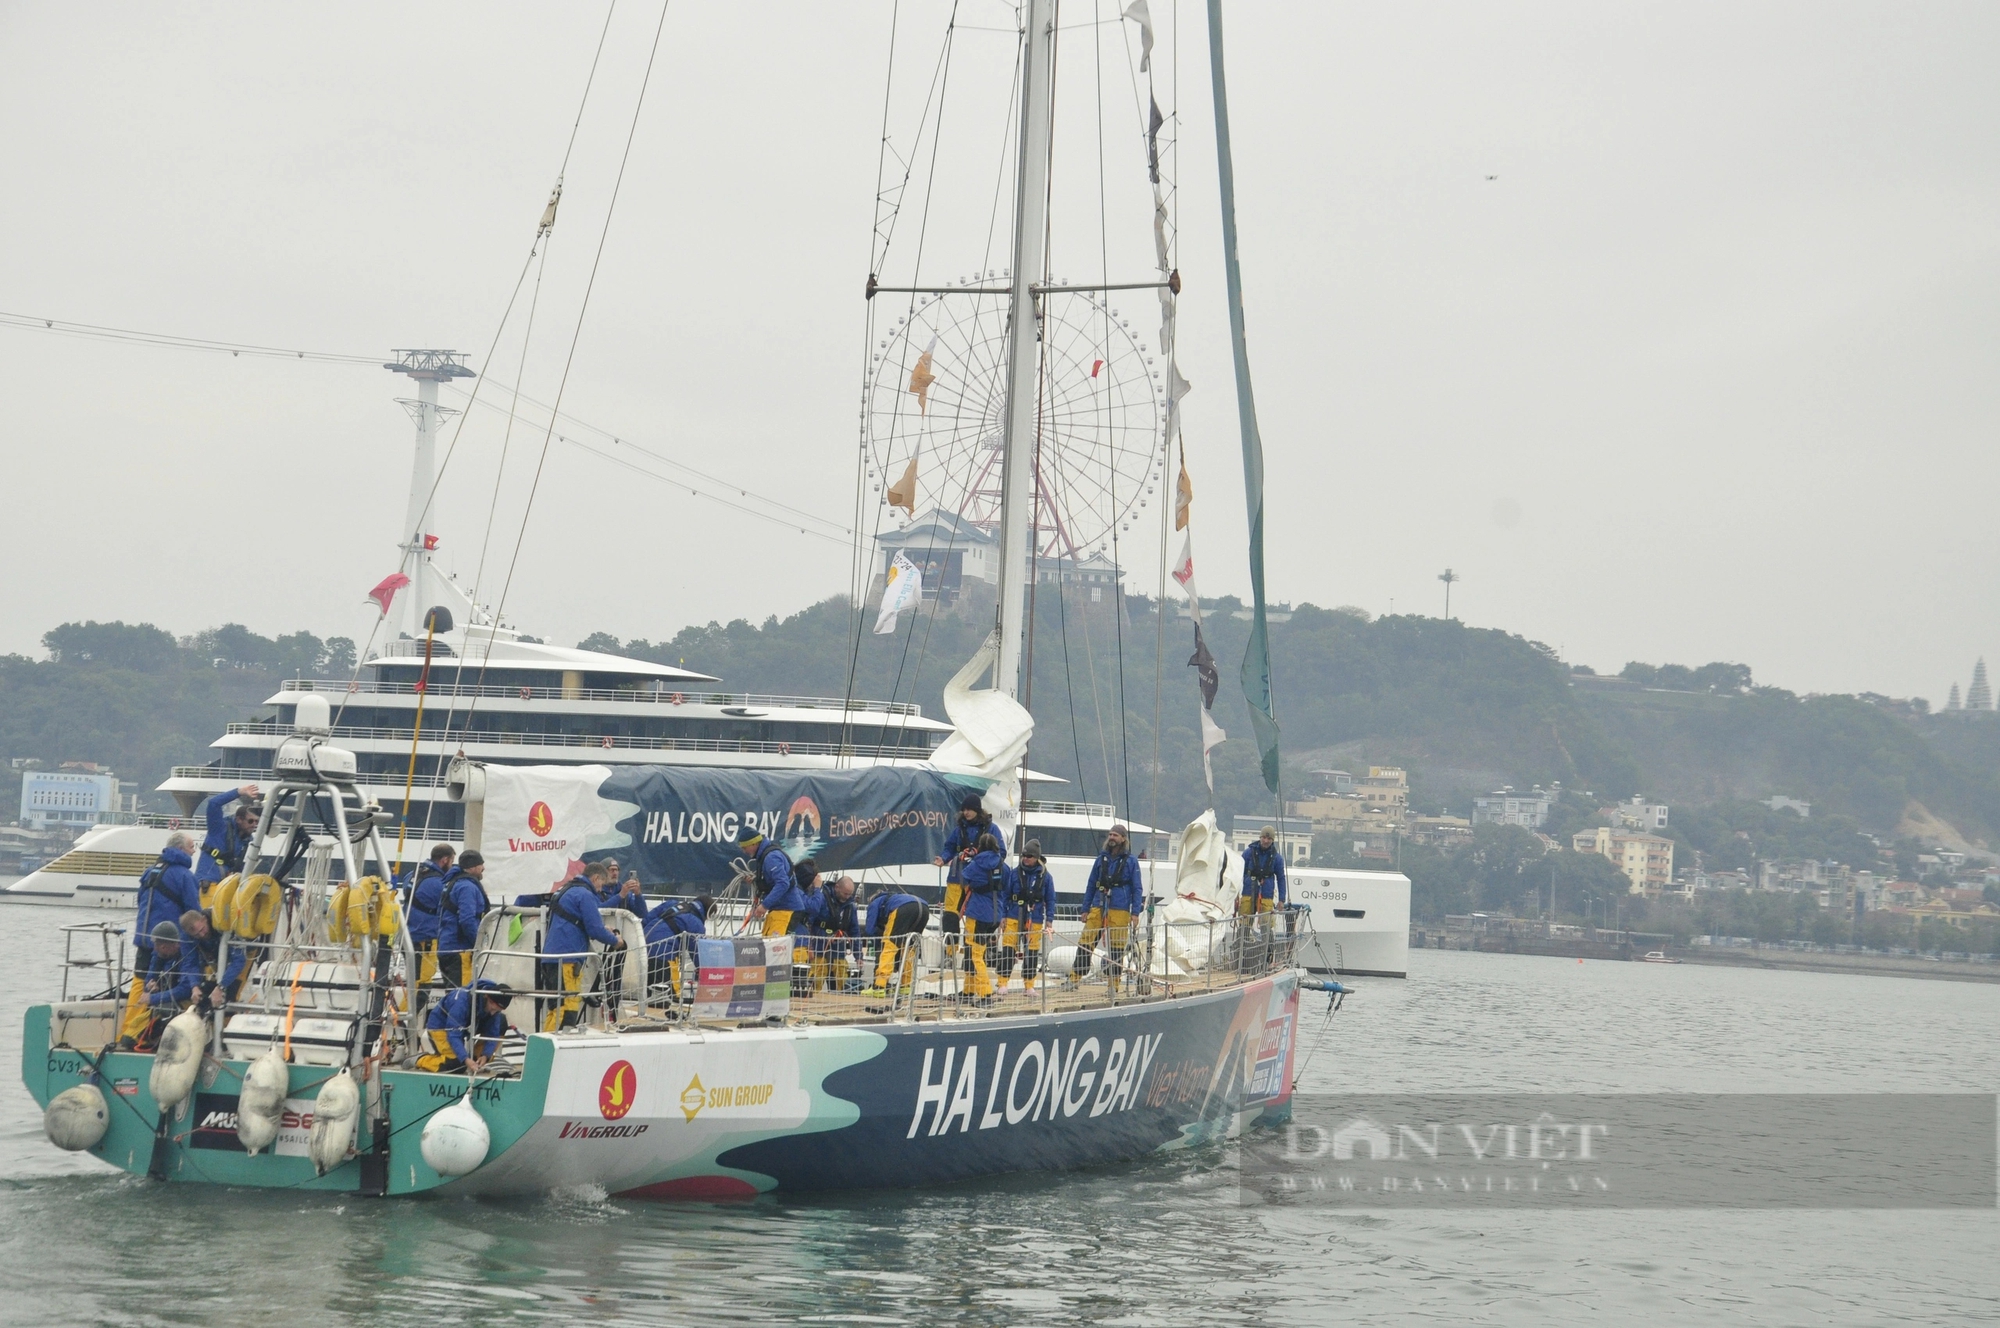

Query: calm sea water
[3,896,1996,1326]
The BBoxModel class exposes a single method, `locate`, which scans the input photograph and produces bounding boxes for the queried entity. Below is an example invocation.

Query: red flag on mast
[367,572,411,615]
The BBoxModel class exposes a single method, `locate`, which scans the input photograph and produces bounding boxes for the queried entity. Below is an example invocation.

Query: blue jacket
[1009,861,1056,925]
[941,816,1005,882]
[405,864,457,944]
[1085,849,1144,913]
[597,879,648,918]
[865,892,924,936]
[425,981,511,1061]
[641,900,705,960]
[144,943,202,1008]
[185,918,247,995]
[133,847,202,950]
[816,893,859,938]
[1242,843,1287,902]
[437,873,490,955]
[196,790,253,886]
[960,848,1010,924]
[543,878,621,959]
[754,843,808,914]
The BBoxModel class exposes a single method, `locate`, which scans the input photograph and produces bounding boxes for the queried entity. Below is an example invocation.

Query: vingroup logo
[599,1060,636,1120]
[528,801,555,837]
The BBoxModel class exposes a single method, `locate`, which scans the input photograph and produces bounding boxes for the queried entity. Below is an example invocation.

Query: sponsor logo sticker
[600,1059,637,1120]
[528,801,554,837]
[112,1077,139,1097]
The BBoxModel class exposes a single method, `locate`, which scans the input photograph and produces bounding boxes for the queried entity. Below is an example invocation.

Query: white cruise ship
[2,351,1123,907]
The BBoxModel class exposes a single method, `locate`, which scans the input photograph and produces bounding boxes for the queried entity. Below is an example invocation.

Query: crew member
[958,833,1007,1003]
[740,829,807,937]
[1074,824,1143,983]
[812,875,861,992]
[935,794,1004,958]
[642,895,710,1002]
[789,860,828,995]
[597,860,647,917]
[176,908,247,1014]
[435,850,491,987]
[1240,825,1288,933]
[416,980,514,1074]
[1002,840,1056,992]
[128,923,200,1049]
[863,888,929,997]
[194,783,262,896]
[404,845,458,985]
[120,833,203,1047]
[540,861,627,1032]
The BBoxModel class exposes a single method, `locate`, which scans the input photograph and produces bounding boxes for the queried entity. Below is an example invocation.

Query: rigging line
[442,384,853,535]
[402,1,620,584]
[468,0,673,716]
[1095,0,1136,827]
[416,235,558,843]
[875,3,972,741]
[0,311,379,364]
[871,4,962,275]
[850,4,964,734]
[562,436,852,546]
[842,0,905,755]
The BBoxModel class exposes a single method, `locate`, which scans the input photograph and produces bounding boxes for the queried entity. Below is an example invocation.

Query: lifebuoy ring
[206,873,241,923]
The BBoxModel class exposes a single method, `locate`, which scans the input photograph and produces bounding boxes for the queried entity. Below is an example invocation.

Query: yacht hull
[24,973,1298,1196]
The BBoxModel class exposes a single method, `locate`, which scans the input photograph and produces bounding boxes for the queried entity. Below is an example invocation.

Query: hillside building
[1573,826,1675,896]
[1612,796,1670,831]
[1228,815,1314,866]
[1472,783,1559,829]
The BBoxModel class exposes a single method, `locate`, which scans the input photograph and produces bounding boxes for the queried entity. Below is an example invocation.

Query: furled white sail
[1149,809,1240,977]
[926,630,1035,847]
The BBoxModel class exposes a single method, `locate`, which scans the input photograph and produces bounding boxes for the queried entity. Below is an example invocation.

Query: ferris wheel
[863,275,1168,563]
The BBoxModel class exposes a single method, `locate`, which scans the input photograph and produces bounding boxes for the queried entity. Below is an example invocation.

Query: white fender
[420,1094,491,1177]
[148,1009,208,1109]
[44,1084,110,1151]
[237,1049,289,1155]
[1046,944,1101,978]
[307,1069,359,1175]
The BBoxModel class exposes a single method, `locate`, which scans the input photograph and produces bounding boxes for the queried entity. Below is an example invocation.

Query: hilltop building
[1762,795,1812,818]
[1970,659,1994,711]
[875,509,1124,605]
[1288,767,1409,836]
[1946,683,1962,711]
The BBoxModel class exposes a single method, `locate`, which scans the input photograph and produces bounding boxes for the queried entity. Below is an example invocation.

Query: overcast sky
[2,2,1995,705]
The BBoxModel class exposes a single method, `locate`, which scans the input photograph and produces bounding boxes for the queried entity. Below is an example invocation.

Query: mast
[384,350,476,638]
[994,0,1058,698]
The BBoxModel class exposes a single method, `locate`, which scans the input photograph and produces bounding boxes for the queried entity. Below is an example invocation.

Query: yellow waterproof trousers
[541,961,585,1032]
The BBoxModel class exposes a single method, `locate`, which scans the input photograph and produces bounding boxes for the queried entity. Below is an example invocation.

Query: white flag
[1123,0,1155,71]
[875,552,923,634]
[1199,707,1227,791]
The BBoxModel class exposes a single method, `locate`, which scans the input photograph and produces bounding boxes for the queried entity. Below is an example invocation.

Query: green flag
[1207,0,1281,793]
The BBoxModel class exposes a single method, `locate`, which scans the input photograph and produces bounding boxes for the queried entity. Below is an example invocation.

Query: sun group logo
[599,1060,636,1120]
[784,796,821,841]
[680,1074,706,1123]
[528,801,554,837]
